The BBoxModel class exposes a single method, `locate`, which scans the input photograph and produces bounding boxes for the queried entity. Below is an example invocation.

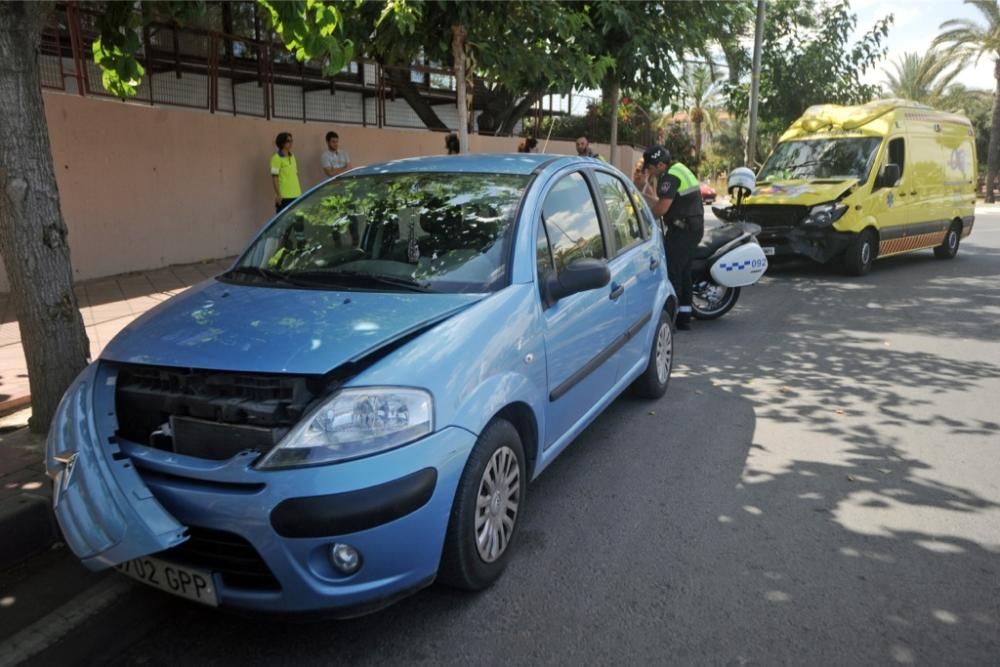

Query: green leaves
[258,0,354,75]
[93,2,146,98]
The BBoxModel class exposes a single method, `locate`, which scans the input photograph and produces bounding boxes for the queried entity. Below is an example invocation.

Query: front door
[593,170,662,379]
[535,171,624,449]
[872,135,915,256]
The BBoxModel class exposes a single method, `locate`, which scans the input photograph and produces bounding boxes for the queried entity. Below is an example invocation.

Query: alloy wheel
[475,445,520,563]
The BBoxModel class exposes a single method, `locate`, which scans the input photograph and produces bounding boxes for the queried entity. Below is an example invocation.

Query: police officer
[633,145,704,330]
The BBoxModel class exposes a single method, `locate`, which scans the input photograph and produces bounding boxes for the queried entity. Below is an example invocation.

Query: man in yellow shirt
[270,132,301,213]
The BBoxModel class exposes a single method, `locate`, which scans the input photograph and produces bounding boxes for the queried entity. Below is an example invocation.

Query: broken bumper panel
[45,362,188,571]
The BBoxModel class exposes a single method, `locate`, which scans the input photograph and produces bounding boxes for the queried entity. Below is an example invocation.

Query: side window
[888,137,905,181]
[541,172,606,272]
[536,221,554,289]
[596,172,644,255]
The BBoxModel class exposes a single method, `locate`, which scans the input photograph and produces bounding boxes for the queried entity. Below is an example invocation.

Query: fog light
[330,543,362,574]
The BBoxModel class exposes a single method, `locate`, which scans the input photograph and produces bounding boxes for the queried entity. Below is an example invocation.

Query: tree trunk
[987,60,1000,203]
[694,119,703,161]
[0,2,90,433]
[498,90,542,136]
[385,67,448,131]
[609,80,620,165]
[452,24,468,153]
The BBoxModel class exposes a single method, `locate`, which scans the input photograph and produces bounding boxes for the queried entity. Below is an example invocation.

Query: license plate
[116,556,218,607]
[762,246,776,256]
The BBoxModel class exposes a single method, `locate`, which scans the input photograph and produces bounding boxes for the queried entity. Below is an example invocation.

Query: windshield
[758,137,882,183]
[231,172,529,293]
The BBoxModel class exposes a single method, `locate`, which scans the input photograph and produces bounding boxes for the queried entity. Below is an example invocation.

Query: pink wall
[0,92,641,292]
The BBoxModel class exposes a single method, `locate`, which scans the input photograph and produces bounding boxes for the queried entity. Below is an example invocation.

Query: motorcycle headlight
[801,202,848,227]
[256,387,433,469]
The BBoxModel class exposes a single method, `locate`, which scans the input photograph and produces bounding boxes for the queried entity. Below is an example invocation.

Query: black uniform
[657,167,704,326]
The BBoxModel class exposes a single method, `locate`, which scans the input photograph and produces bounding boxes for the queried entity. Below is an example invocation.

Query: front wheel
[438,419,526,591]
[692,282,741,320]
[934,221,961,259]
[843,228,876,276]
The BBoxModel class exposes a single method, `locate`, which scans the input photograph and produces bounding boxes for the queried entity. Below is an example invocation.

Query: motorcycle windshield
[46,363,188,571]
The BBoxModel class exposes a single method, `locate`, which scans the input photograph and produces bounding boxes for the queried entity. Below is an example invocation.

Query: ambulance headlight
[802,203,848,227]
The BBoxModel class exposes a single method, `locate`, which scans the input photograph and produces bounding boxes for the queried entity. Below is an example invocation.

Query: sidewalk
[0,257,232,569]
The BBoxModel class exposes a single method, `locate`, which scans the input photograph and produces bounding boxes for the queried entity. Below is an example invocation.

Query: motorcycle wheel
[692,283,741,320]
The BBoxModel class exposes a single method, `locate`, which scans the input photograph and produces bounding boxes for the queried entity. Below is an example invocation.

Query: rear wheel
[630,310,673,399]
[934,221,961,259]
[843,228,876,276]
[692,282,741,320]
[439,419,526,591]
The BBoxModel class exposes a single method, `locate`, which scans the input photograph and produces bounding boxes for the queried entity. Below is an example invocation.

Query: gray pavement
[3,209,999,665]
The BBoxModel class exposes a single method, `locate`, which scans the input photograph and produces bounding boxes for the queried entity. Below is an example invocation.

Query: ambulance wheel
[843,229,876,276]
[692,283,740,320]
[934,222,961,259]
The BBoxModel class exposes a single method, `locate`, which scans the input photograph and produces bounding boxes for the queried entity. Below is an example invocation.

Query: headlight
[256,387,433,469]
[801,202,848,227]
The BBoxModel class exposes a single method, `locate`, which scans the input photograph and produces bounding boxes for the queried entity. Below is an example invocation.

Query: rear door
[535,170,625,448]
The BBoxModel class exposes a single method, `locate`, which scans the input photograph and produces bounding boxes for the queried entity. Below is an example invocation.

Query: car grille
[113,364,321,460]
[741,204,809,228]
[160,526,281,591]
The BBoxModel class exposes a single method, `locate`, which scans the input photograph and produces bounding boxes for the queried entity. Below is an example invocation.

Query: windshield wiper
[222,265,305,286]
[290,269,436,292]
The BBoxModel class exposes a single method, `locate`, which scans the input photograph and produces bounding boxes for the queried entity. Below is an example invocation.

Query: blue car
[47,154,676,615]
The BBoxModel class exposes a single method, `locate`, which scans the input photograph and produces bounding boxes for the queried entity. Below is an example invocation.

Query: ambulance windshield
[759,138,882,183]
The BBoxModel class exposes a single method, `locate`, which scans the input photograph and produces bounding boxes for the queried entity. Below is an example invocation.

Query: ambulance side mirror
[877,163,900,189]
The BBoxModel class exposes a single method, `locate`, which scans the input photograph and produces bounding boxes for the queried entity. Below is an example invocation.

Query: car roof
[348,153,601,177]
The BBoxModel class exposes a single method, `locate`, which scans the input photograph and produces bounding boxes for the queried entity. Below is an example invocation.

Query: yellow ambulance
[743,100,977,275]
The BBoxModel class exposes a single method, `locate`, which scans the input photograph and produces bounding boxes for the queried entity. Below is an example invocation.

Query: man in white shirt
[321,131,352,178]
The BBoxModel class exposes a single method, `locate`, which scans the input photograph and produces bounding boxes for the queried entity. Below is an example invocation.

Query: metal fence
[38,2,465,130]
[38,2,647,147]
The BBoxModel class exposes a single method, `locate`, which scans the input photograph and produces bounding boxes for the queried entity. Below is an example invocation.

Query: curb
[0,487,58,571]
[0,394,31,418]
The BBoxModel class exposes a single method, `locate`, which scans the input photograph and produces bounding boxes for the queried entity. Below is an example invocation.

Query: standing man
[575,134,605,161]
[633,145,704,330]
[321,130,353,178]
[271,132,301,214]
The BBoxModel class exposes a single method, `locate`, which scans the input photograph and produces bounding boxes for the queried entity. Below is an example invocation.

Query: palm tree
[882,49,963,106]
[935,0,1000,202]
[680,65,724,161]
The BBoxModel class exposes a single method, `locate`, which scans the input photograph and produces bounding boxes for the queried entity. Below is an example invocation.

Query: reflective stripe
[668,162,700,196]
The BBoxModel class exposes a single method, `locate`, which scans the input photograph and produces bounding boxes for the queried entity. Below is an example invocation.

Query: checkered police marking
[720,260,754,271]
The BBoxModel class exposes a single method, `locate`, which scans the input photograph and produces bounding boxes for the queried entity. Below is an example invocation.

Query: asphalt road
[3,209,999,666]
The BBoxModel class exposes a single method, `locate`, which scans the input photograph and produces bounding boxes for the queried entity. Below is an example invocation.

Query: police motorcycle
[691,167,769,320]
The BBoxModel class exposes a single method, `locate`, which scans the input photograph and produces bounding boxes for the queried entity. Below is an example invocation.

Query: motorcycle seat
[694,225,746,259]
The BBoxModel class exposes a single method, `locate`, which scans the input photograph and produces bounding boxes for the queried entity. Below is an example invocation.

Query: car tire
[934,222,961,259]
[630,310,673,399]
[843,228,876,276]
[438,418,526,591]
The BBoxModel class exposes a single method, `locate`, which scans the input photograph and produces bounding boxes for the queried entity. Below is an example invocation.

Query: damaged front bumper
[46,361,477,614]
[756,224,853,264]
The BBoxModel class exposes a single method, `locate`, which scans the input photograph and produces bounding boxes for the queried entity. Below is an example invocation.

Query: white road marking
[0,577,133,667]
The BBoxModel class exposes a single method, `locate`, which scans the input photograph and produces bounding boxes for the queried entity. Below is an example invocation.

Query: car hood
[745,180,856,207]
[101,280,484,374]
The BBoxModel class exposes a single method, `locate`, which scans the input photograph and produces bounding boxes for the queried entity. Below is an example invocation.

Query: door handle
[609,284,625,300]
[897,192,907,197]
[648,257,659,271]
[909,191,917,196]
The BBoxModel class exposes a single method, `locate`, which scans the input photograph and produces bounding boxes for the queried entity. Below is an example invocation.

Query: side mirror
[545,258,610,304]
[877,163,900,189]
